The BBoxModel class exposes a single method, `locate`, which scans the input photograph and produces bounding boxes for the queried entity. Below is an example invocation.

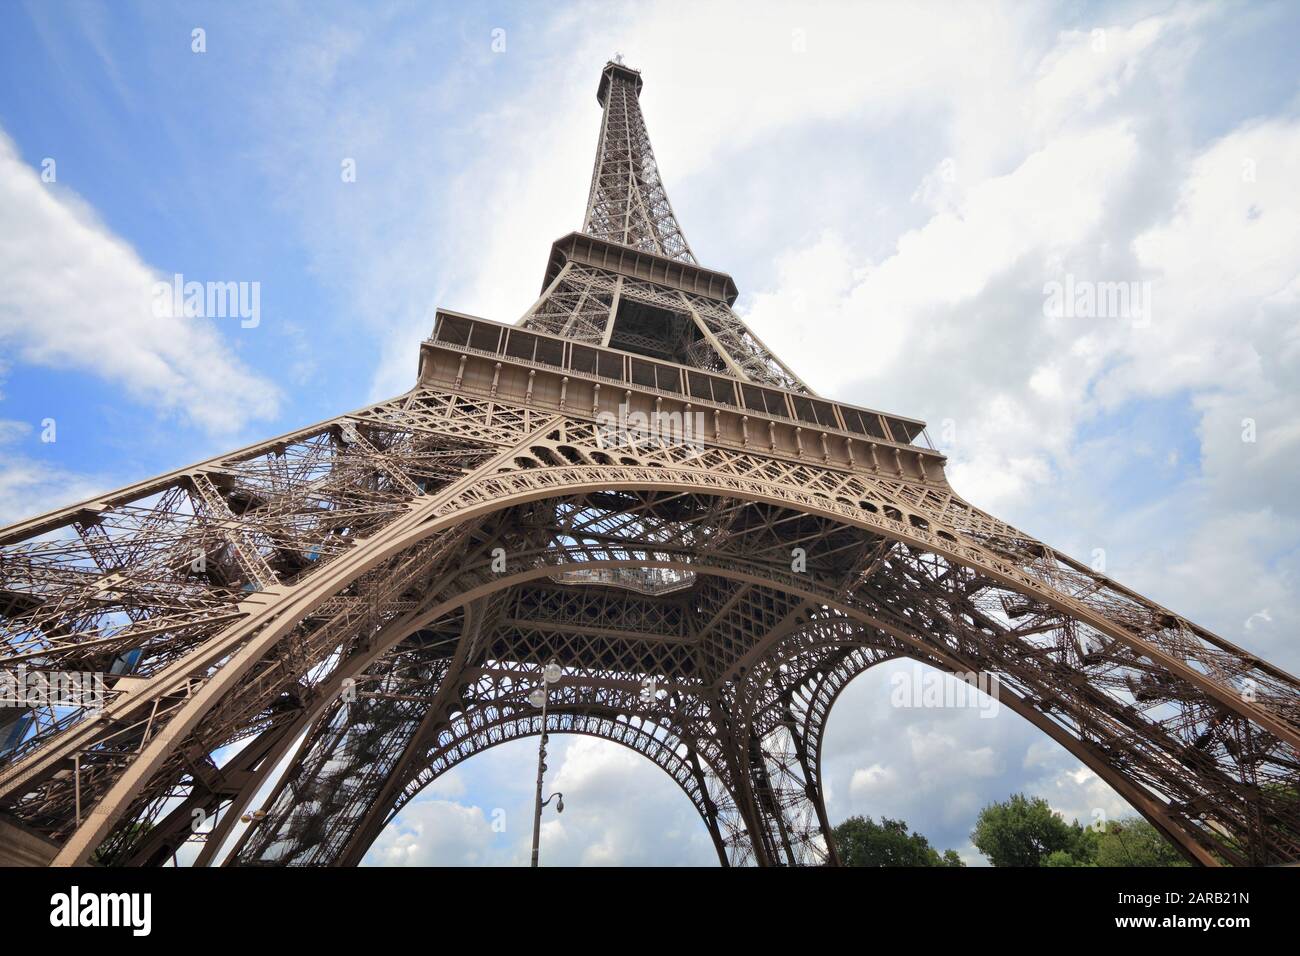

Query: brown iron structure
[1,60,1298,868]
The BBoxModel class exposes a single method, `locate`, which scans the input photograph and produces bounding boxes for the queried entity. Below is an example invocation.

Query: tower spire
[519,60,809,392]
[582,60,695,263]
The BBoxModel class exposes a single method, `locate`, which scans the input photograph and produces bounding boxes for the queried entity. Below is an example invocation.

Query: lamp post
[529,659,564,867]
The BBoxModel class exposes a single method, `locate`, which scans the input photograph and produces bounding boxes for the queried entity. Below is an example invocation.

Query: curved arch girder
[1,409,1297,867]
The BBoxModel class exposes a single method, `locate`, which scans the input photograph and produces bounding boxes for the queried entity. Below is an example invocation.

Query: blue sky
[2,0,1299,865]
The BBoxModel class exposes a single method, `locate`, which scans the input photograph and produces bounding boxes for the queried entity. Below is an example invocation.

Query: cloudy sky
[2,0,1298,865]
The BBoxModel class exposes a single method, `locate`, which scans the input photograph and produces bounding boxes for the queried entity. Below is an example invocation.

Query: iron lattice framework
[2,61,1299,868]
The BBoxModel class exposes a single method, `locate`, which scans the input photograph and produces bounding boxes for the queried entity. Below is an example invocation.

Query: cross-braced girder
[3,394,1299,866]
[519,263,806,391]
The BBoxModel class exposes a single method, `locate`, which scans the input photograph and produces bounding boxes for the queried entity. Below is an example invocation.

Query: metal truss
[583,61,694,262]
[519,260,805,391]
[526,61,806,392]
[2,60,1298,868]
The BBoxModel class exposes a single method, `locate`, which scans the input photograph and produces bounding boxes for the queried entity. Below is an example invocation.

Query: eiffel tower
[1,60,1298,868]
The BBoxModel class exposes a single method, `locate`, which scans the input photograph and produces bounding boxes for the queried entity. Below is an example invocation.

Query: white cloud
[366,799,501,866]
[0,419,30,445]
[849,763,898,799]
[0,131,280,435]
[823,661,1139,861]
[0,455,107,527]
[540,735,719,866]
[366,734,719,866]
[0,421,107,525]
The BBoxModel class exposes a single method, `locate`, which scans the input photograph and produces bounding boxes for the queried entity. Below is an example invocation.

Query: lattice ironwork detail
[583,61,693,262]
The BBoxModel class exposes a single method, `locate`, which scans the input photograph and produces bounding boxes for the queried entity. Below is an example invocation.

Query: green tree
[1042,849,1091,867]
[1094,818,1190,867]
[833,815,965,867]
[972,795,1189,867]
[970,793,1093,866]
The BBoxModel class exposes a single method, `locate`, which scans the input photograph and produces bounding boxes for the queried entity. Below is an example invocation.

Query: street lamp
[530,658,565,867]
